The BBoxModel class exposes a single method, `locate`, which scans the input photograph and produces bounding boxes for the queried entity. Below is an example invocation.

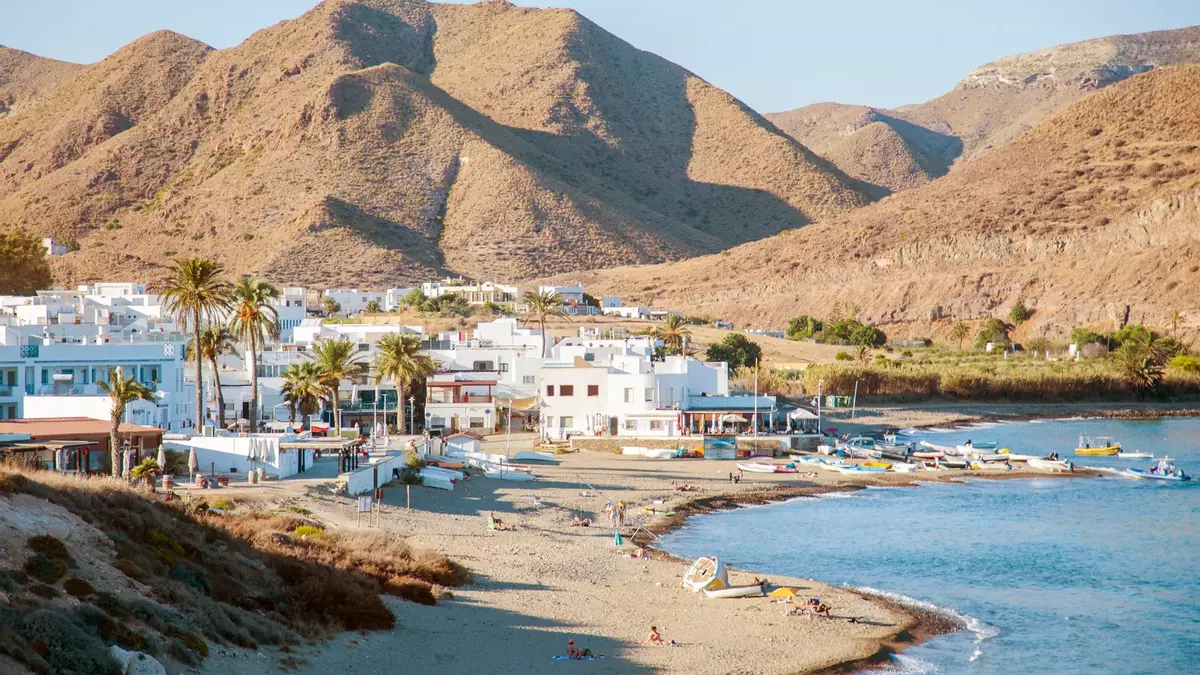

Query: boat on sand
[682,556,728,592]
[1028,458,1071,472]
[704,583,766,599]
[737,462,780,473]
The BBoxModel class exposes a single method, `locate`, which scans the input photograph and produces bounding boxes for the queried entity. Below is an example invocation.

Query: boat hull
[1075,445,1120,456]
[1125,468,1190,481]
[737,462,779,473]
[1028,459,1070,472]
[704,584,766,599]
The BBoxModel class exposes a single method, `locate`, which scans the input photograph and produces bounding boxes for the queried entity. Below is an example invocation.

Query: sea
[660,418,1200,674]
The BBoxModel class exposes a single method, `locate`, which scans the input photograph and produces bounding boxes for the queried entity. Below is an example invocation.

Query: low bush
[28,535,71,562]
[23,554,68,585]
[29,583,58,599]
[15,608,120,675]
[292,525,325,538]
[63,577,96,598]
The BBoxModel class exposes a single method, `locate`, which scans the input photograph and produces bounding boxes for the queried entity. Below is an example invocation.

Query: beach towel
[552,656,607,661]
[613,531,623,546]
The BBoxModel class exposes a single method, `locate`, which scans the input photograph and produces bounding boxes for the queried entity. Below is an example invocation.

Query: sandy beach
[187,422,1088,675]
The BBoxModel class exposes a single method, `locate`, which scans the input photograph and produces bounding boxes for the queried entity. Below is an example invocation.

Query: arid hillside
[768,26,1200,193]
[0,0,870,288]
[561,66,1200,337]
[0,46,83,117]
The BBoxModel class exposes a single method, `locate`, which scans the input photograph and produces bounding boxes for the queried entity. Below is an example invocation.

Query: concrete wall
[164,436,314,478]
[571,436,703,454]
[346,453,409,496]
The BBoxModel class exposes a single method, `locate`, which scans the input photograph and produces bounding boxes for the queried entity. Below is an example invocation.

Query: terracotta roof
[0,417,163,439]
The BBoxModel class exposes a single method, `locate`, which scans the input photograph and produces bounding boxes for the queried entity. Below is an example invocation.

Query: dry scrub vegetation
[0,465,469,673]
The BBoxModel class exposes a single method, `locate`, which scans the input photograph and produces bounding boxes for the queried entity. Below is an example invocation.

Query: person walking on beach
[616,500,627,526]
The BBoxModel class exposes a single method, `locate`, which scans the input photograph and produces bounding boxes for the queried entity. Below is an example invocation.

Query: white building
[43,238,68,256]
[424,372,498,433]
[275,287,308,342]
[426,318,545,397]
[322,289,387,316]
[422,278,519,305]
[384,287,415,311]
[602,305,652,319]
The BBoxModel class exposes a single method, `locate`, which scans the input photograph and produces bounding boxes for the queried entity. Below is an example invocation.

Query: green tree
[1169,354,1200,374]
[786,315,822,340]
[402,288,427,307]
[375,333,437,434]
[161,258,232,430]
[321,296,341,317]
[130,458,162,491]
[704,333,762,373]
[522,289,566,357]
[481,301,503,316]
[280,361,324,428]
[308,338,366,435]
[98,368,155,477]
[364,300,382,313]
[1115,332,1172,393]
[952,321,970,350]
[186,326,236,429]
[229,277,280,432]
[0,227,52,294]
[1009,299,1031,324]
[850,324,887,348]
[1070,327,1106,347]
[974,318,1012,349]
[1109,323,1152,349]
[653,315,692,355]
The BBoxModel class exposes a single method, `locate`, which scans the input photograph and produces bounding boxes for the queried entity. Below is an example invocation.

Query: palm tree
[952,321,970,350]
[365,300,382,314]
[162,258,231,431]
[130,458,162,492]
[98,368,155,477]
[309,339,365,436]
[653,315,692,355]
[1169,309,1184,339]
[229,277,280,432]
[375,333,437,434]
[522,290,566,357]
[280,361,324,429]
[186,326,236,429]
[1115,332,1172,393]
[322,297,341,317]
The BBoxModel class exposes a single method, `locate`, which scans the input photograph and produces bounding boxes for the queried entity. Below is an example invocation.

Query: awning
[787,408,819,420]
[495,395,539,412]
[720,414,749,423]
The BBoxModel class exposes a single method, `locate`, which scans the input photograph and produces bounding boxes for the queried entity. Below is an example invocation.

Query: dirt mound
[822,121,946,193]
[558,66,1200,336]
[0,0,870,287]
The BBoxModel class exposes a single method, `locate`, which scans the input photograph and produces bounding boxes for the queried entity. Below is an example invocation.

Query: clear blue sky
[3,0,1199,112]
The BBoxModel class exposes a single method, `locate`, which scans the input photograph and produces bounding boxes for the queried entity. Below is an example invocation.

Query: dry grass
[0,464,470,672]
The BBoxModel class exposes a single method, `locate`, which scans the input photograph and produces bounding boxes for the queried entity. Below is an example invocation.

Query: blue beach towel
[553,655,607,661]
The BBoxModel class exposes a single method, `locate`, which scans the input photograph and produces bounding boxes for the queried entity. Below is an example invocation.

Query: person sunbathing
[809,598,832,618]
[488,512,513,531]
[570,514,591,527]
[628,546,649,559]
[566,639,596,659]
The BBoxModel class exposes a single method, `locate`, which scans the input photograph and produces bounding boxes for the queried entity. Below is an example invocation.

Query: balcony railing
[0,385,13,397]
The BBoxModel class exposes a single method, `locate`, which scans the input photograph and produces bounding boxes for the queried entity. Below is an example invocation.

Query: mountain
[0,0,871,288]
[561,66,1200,335]
[767,26,1200,193]
[0,46,83,118]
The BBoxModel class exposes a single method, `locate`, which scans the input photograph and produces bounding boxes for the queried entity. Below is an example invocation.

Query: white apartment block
[276,287,308,342]
[322,289,386,316]
[384,287,414,311]
[424,372,499,433]
[43,237,68,256]
[421,278,519,305]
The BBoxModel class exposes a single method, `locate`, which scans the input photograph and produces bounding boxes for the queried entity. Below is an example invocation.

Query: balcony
[0,385,13,397]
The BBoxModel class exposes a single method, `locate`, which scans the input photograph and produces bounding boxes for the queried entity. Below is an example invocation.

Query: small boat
[891,463,921,473]
[860,461,891,468]
[1027,458,1071,472]
[621,446,649,456]
[1125,458,1190,481]
[937,457,968,468]
[510,450,559,464]
[704,583,766,599]
[817,444,836,455]
[682,556,728,592]
[996,450,1038,462]
[1117,451,1154,459]
[977,454,1013,463]
[737,462,780,473]
[642,448,681,460]
[912,451,944,460]
[1076,435,1120,456]
[956,441,998,454]
[484,467,536,481]
[836,464,888,475]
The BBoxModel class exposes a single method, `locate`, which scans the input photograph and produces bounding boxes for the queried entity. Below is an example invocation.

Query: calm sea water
[661,418,1200,674]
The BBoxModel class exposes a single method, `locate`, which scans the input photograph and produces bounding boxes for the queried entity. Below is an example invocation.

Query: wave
[882,654,939,674]
[854,586,1000,644]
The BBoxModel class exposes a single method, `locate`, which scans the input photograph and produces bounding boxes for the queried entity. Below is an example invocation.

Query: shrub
[1170,355,1200,373]
[786,315,822,340]
[30,582,58,599]
[18,608,121,675]
[975,318,1012,349]
[1010,299,1031,324]
[212,499,235,511]
[114,559,149,582]
[27,535,70,562]
[63,577,96,598]
[292,525,325,539]
[23,554,68,584]
[835,351,853,361]
[284,505,312,515]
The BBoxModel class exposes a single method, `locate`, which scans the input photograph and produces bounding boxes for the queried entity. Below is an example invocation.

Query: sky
[3,0,1199,112]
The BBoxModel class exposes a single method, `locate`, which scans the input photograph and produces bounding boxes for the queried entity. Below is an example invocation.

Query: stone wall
[571,437,703,454]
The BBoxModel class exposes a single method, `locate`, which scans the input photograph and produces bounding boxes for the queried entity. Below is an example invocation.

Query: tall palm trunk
[332,389,341,437]
[193,308,204,432]
[540,316,547,357]
[248,332,259,433]
[109,408,122,478]
[207,354,226,428]
[398,381,407,435]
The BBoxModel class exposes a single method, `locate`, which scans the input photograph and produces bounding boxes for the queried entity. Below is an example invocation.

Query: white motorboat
[1027,458,1071,472]
[890,463,922,473]
[996,450,1038,462]
[682,556,728,592]
[737,462,780,473]
[919,441,957,455]
[484,467,536,481]
[1117,451,1154,459]
[621,446,649,456]
[956,441,998,454]
[817,444,836,455]
[703,583,766,599]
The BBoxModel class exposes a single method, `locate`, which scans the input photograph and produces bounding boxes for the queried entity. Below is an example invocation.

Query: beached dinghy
[622,446,649,456]
[836,464,888,475]
[510,451,558,464]
[682,556,728,592]
[484,466,536,481]
[956,441,998,454]
[1027,458,1071,472]
[912,450,945,460]
[704,583,766,599]
[996,450,1037,462]
[1125,458,1191,481]
[737,462,780,473]
[890,463,921,473]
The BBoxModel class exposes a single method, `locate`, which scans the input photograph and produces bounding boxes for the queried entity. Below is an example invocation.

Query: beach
[191,426,1083,675]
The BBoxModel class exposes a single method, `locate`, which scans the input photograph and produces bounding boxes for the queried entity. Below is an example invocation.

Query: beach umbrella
[156,446,166,472]
[187,448,199,478]
[769,587,800,598]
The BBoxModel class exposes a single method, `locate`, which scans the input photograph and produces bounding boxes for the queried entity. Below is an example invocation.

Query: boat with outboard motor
[1076,434,1121,456]
[1116,451,1154,459]
[1126,458,1191,481]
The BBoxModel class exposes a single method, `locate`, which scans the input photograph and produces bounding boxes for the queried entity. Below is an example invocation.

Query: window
[468,417,485,428]
[429,416,445,428]
[587,384,599,397]
[545,416,554,427]
[560,385,574,396]
[559,416,573,428]
[645,388,654,402]
[358,343,370,352]
[624,388,633,403]
[649,420,665,431]
[546,384,555,396]
[499,363,508,373]
[583,353,595,362]
[623,419,638,430]
[473,360,495,370]
[523,375,536,385]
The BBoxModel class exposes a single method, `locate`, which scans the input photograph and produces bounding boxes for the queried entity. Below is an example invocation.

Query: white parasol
[156,445,167,472]
[188,447,199,479]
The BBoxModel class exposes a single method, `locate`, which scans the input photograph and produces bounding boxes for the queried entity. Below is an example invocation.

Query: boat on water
[1076,435,1121,456]
[1126,458,1191,481]
[682,556,728,592]
[1028,458,1072,472]
[1117,451,1154,459]
[704,583,766,599]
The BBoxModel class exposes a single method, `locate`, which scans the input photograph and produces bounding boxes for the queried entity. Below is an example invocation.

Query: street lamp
[409,395,416,437]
